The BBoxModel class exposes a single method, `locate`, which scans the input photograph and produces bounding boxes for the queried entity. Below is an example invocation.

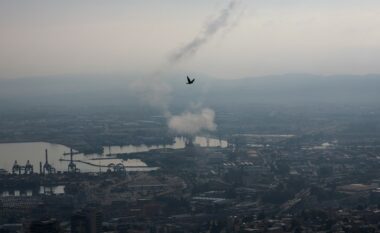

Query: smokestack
[39,162,42,174]
[45,149,48,164]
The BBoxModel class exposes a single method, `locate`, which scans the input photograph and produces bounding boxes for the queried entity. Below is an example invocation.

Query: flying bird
[186,76,195,85]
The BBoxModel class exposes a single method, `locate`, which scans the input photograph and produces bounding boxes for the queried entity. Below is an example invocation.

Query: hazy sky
[1,0,380,79]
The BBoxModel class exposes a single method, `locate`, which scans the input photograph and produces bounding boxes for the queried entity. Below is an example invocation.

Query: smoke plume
[169,0,242,63]
[130,2,239,135]
[168,108,217,135]
[129,77,172,113]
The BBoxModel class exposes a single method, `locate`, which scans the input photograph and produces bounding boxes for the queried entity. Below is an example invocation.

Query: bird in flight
[186,76,195,84]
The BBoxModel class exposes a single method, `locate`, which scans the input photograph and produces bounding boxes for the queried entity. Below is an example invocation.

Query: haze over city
[2,1,380,233]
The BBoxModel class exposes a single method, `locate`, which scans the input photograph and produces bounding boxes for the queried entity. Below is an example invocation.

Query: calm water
[1,185,65,197]
[0,137,227,173]
[105,136,227,154]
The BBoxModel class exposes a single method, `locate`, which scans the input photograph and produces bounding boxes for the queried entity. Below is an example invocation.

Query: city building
[71,207,103,233]
[29,218,61,233]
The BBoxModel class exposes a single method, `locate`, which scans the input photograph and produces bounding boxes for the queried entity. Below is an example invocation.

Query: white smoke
[168,108,217,135]
[129,1,239,134]
[169,0,242,63]
[129,76,172,113]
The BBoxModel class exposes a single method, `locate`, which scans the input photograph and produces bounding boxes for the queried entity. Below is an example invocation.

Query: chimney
[45,149,48,164]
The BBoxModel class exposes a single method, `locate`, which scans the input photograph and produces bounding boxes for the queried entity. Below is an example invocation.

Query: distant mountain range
[1,74,380,110]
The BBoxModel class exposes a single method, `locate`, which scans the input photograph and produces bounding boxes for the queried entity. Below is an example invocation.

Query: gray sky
[1,0,380,79]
